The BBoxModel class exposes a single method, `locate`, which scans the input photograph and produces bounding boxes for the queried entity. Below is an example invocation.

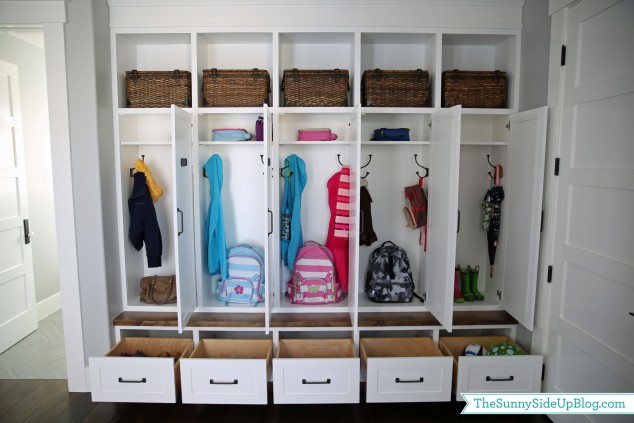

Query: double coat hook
[414,154,429,178]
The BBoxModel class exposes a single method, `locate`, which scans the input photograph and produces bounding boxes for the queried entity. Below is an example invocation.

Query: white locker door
[425,106,461,330]
[347,105,361,328]
[546,1,634,421]
[263,105,272,332]
[500,107,547,330]
[172,105,196,332]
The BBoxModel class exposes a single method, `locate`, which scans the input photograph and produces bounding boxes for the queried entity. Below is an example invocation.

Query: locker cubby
[441,33,518,111]
[114,33,192,109]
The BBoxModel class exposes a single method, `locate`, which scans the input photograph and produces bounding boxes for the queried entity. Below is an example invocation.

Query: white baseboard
[37,292,62,321]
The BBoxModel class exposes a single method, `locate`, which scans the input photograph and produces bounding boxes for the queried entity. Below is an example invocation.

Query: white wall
[0,31,60,311]
[520,0,551,111]
[64,0,114,364]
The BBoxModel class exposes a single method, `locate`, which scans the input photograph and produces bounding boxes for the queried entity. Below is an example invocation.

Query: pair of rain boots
[453,265,484,303]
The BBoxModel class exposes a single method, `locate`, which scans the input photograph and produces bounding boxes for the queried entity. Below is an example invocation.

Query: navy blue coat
[128,172,162,268]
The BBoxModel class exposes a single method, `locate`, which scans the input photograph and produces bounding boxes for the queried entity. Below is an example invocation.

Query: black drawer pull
[118,377,146,384]
[486,375,514,382]
[302,378,331,385]
[395,377,424,383]
[210,379,238,385]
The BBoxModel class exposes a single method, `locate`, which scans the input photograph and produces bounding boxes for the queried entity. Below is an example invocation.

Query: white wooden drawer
[273,339,360,404]
[361,338,452,403]
[439,336,543,401]
[180,339,272,404]
[89,337,193,403]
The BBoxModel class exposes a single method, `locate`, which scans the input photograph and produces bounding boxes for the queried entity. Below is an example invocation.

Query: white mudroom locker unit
[54,0,629,419]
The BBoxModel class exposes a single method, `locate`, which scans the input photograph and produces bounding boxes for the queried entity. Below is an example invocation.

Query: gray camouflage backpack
[365,241,423,303]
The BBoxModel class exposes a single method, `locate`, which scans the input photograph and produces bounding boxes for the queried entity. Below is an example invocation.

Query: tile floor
[0,310,67,379]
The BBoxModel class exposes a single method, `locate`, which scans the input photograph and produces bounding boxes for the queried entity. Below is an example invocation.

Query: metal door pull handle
[118,377,147,383]
[302,378,331,384]
[210,379,238,385]
[395,377,424,383]
[486,375,514,382]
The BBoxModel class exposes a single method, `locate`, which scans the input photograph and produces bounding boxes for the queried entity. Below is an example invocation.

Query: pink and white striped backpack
[287,241,343,304]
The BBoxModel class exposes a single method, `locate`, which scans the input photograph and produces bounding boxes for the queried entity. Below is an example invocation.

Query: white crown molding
[108,2,524,30]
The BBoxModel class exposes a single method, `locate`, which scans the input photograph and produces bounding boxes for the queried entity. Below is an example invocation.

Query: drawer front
[366,356,453,403]
[273,358,360,404]
[89,357,176,403]
[456,355,543,399]
[180,358,268,404]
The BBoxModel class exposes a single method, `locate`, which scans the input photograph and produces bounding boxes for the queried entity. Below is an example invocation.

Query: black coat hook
[361,154,372,169]
[414,154,429,178]
[486,154,495,168]
[280,164,293,177]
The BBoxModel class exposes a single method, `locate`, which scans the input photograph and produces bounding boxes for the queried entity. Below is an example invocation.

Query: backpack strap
[380,240,397,248]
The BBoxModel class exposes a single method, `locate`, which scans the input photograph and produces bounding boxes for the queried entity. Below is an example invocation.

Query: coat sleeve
[143,200,163,268]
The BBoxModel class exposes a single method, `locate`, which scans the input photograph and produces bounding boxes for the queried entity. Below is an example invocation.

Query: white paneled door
[546,1,634,421]
[425,105,461,331]
[0,59,37,353]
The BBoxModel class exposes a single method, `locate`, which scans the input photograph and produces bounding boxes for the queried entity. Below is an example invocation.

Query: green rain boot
[469,265,485,301]
[460,265,475,302]
[454,266,465,303]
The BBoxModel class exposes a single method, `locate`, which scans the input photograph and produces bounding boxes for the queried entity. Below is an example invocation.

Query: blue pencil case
[371,128,410,141]
[212,128,252,141]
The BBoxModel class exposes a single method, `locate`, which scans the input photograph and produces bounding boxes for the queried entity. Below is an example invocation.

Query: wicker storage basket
[441,70,507,108]
[282,69,349,107]
[125,70,191,108]
[362,69,430,107]
[202,68,270,107]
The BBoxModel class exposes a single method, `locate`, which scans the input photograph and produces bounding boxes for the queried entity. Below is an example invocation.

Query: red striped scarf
[333,166,350,239]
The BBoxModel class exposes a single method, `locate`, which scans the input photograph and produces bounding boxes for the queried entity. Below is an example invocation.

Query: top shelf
[113,29,518,110]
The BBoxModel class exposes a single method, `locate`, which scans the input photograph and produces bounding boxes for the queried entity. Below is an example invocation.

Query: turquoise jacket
[204,154,227,279]
[281,154,307,270]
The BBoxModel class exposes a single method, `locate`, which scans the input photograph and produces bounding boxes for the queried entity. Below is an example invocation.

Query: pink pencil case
[297,128,338,141]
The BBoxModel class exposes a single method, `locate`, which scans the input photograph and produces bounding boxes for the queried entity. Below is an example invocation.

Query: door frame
[0,2,87,391]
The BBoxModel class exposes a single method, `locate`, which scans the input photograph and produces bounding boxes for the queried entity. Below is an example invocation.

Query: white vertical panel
[173,106,196,332]
[500,106,547,330]
[425,105,461,330]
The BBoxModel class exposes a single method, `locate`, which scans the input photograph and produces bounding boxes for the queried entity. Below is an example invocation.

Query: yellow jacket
[134,159,163,202]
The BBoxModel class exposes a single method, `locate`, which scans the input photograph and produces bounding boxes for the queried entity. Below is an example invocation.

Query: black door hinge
[540,210,544,233]
[542,364,545,381]
[554,158,560,176]
[23,219,31,245]
[561,45,566,66]
[547,266,553,283]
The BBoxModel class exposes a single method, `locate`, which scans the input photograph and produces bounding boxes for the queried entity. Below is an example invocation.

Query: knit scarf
[333,166,351,239]
[326,166,350,293]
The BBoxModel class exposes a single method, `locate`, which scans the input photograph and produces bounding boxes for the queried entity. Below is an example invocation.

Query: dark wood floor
[0,379,552,423]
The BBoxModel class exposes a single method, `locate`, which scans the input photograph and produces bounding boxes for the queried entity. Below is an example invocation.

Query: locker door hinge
[23,219,31,244]
[542,364,545,381]
[505,121,511,131]
[267,157,271,166]
[554,157,560,176]
[547,266,553,283]
[496,290,502,300]
[540,210,544,233]
[561,45,566,66]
